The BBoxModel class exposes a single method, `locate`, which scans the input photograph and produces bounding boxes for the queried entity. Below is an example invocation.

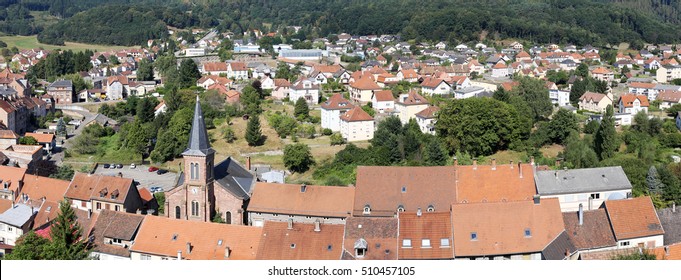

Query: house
[618,94,649,114]
[201,62,229,75]
[224,89,240,104]
[628,82,657,100]
[271,79,291,100]
[0,204,36,245]
[578,91,613,113]
[396,69,418,83]
[603,197,664,249]
[1,144,42,169]
[260,76,275,90]
[0,129,18,149]
[289,78,320,105]
[320,93,354,132]
[339,106,374,142]
[656,65,681,83]
[256,221,345,260]
[349,75,381,103]
[653,243,681,260]
[454,86,486,99]
[491,62,511,78]
[510,41,524,50]
[46,80,74,104]
[90,210,145,260]
[247,182,354,226]
[333,69,352,84]
[656,90,681,109]
[371,90,394,113]
[451,198,571,260]
[414,105,439,135]
[591,67,614,82]
[227,62,249,80]
[515,51,531,62]
[398,211,453,260]
[420,78,452,96]
[23,132,55,153]
[197,75,232,90]
[534,167,633,212]
[165,98,255,225]
[106,75,129,100]
[342,217,398,260]
[154,101,167,116]
[657,206,681,246]
[562,208,617,258]
[65,173,144,214]
[0,165,28,201]
[395,91,429,124]
[129,215,262,260]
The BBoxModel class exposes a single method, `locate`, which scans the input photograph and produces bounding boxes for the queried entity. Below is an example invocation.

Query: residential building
[248,183,354,226]
[657,206,681,246]
[320,93,354,132]
[396,69,418,83]
[165,97,255,225]
[349,75,381,103]
[201,62,229,76]
[90,210,145,260]
[656,65,681,83]
[414,105,439,135]
[289,78,320,105]
[395,91,429,124]
[454,86,486,99]
[106,75,129,100]
[256,221,344,260]
[130,215,262,260]
[65,173,144,214]
[420,78,451,96]
[339,106,374,142]
[535,167,633,212]
[23,132,55,153]
[1,144,42,169]
[0,204,36,245]
[578,91,613,113]
[491,62,511,78]
[227,62,248,80]
[618,94,649,114]
[371,90,394,113]
[271,79,291,100]
[0,129,18,149]
[279,49,325,61]
[562,208,617,259]
[591,67,614,82]
[657,90,681,109]
[46,80,74,104]
[342,217,398,260]
[398,211,453,260]
[603,197,664,249]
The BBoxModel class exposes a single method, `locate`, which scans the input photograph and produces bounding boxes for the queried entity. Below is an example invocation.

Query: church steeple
[182,96,214,157]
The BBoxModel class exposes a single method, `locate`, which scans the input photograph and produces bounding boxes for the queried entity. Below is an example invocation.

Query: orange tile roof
[248,183,354,217]
[32,201,59,230]
[202,62,228,72]
[455,163,536,204]
[604,196,664,240]
[492,61,508,69]
[18,174,69,203]
[373,90,394,102]
[653,243,681,260]
[395,90,428,106]
[350,75,381,90]
[451,198,565,257]
[130,215,262,260]
[138,187,153,202]
[274,78,291,87]
[24,132,54,144]
[400,69,418,79]
[629,82,656,89]
[0,129,19,139]
[0,165,27,193]
[107,75,129,86]
[340,106,374,122]
[420,77,448,89]
[343,217,398,260]
[0,199,12,213]
[415,105,439,119]
[501,81,520,91]
[257,221,345,260]
[591,67,612,74]
[618,94,650,108]
[65,173,133,203]
[657,90,681,103]
[398,212,453,259]
[314,64,342,74]
[229,62,247,71]
[321,93,354,110]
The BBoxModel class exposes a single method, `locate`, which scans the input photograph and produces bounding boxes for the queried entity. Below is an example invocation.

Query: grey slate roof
[48,80,73,89]
[542,231,576,260]
[214,157,255,200]
[657,207,681,245]
[535,167,632,195]
[0,204,36,227]
[182,96,214,157]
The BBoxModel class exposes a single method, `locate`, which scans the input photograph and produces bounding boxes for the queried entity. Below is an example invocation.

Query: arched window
[191,201,199,216]
[194,163,200,180]
[190,163,196,179]
[175,206,181,219]
[226,211,232,224]
[427,205,435,212]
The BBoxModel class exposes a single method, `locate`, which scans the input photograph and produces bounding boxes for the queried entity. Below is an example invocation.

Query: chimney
[246,156,251,171]
[491,158,496,170]
[417,208,422,217]
[314,220,321,232]
[588,197,593,211]
[472,159,477,170]
[88,209,92,219]
[533,195,540,205]
[510,160,514,169]
[287,218,293,230]
[177,250,182,260]
[665,246,670,256]
[578,203,584,226]
[300,184,307,193]
[673,202,676,213]
[186,242,192,254]
[518,161,523,178]
[530,156,535,166]
[224,247,231,259]
[453,157,458,166]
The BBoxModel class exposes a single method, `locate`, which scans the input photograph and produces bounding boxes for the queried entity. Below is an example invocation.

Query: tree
[136,97,157,123]
[241,86,262,116]
[4,231,50,260]
[330,132,345,145]
[612,250,656,260]
[122,120,149,160]
[436,98,523,156]
[563,134,599,169]
[576,63,589,78]
[583,120,600,134]
[425,140,447,166]
[647,166,665,195]
[594,105,618,160]
[56,117,67,137]
[222,126,236,143]
[245,116,263,146]
[136,59,154,81]
[510,77,552,122]
[43,199,90,260]
[50,165,75,180]
[294,97,310,120]
[178,59,201,88]
[283,143,315,173]
[547,109,579,144]
[19,136,38,145]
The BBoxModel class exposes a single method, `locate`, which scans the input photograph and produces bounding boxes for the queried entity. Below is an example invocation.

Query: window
[7,226,12,232]
[427,205,435,212]
[363,205,371,215]
[175,206,181,219]
[225,211,232,224]
[620,241,630,247]
[421,239,431,248]
[191,201,199,216]
[356,248,366,257]
[96,202,101,210]
[524,229,532,238]
[590,193,600,199]
[115,205,121,212]
[112,238,122,244]
[0,224,4,231]
[397,205,405,212]
[402,239,412,248]
[471,232,478,241]
[401,186,407,193]
[440,238,450,248]
[140,254,151,260]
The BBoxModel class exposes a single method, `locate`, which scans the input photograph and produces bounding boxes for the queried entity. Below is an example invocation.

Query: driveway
[93,164,179,192]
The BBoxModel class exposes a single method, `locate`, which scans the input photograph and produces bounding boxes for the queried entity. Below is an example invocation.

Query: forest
[3,0,681,46]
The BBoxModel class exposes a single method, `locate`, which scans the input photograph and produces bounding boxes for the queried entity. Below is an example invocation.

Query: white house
[321,93,354,132]
[491,62,511,78]
[260,76,275,90]
[603,197,664,249]
[454,86,486,99]
[371,90,395,113]
[617,94,649,114]
[227,62,248,80]
[0,204,36,246]
[414,106,439,135]
[549,89,571,107]
[289,78,320,105]
[340,106,374,142]
[420,78,452,96]
[395,91,429,124]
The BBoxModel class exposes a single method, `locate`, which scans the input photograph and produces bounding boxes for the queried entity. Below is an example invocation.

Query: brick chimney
[578,203,584,226]
[246,156,251,171]
[491,158,496,170]
[453,157,458,166]
[186,242,192,254]
[510,160,513,169]
[518,161,523,178]
[472,159,477,170]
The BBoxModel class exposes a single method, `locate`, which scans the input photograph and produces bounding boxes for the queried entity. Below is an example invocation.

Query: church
[165,97,254,225]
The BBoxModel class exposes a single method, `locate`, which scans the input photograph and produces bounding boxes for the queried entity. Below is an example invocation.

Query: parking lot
[93,164,179,192]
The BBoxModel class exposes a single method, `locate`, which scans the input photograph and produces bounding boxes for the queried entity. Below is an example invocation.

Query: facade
[395,91,429,124]
[271,79,291,100]
[371,90,394,113]
[289,78,320,105]
[578,91,613,113]
[46,80,74,104]
[320,93,354,132]
[656,65,681,83]
[0,204,35,245]
[349,75,381,103]
[603,197,664,249]
[65,173,143,214]
[398,211,453,260]
[107,76,129,100]
[342,217,398,260]
[414,106,439,135]
[591,67,614,82]
[339,106,374,142]
[201,62,229,76]
[90,210,145,260]
[617,94,649,114]
[420,78,451,96]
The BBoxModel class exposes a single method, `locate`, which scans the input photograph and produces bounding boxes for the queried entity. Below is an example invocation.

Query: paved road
[93,164,179,192]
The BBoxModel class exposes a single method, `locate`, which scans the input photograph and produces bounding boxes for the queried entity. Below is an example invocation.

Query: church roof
[214,157,255,200]
[182,96,214,157]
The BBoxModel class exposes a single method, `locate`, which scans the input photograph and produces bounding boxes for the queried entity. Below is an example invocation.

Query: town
[0,26,680,261]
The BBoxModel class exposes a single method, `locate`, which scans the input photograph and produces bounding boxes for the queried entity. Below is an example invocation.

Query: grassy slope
[0,35,136,52]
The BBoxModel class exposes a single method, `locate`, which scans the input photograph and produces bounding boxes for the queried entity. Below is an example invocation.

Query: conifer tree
[245,116,263,146]
[594,105,618,160]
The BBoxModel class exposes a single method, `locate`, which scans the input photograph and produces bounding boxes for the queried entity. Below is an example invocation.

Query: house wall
[617,235,664,250]
[71,199,92,211]
[91,252,131,260]
[396,104,429,124]
[543,189,631,212]
[289,89,319,105]
[108,82,124,100]
[372,100,394,112]
[123,184,143,213]
[92,200,125,213]
[340,120,374,142]
[271,87,290,100]
[321,108,344,132]
[213,185,245,225]
[350,88,374,103]
[0,223,25,246]
[130,251,177,260]
[248,212,346,227]
[416,116,436,135]
[166,183,211,222]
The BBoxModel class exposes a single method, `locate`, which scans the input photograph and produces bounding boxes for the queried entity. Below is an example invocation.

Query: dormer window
[99,188,108,197]
[363,205,371,215]
[401,186,407,193]
[524,229,532,238]
[427,205,435,212]
[397,205,405,212]
[111,189,119,199]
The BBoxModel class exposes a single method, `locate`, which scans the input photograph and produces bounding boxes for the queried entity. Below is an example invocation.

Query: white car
[130,163,136,169]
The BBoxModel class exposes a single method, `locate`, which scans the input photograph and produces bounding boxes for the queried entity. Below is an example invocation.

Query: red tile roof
[656,90,681,103]
[420,77,448,89]
[373,90,394,102]
[455,163,536,204]
[562,209,617,250]
[340,106,374,122]
[257,221,345,260]
[629,82,656,89]
[396,91,428,106]
[202,62,228,72]
[0,129,19,140]
[654,242,681,260]
[618,94,649,108]
[350,75,381,90]
[415,105,439,119]
[248,183,354,217]
[343,217,398,260]
[591,67,612,74]
[398,212,453,259]
[24,132,54,144]
[604,196,664,240]
[579,91,609,102]
[321,93,353,110]
[0,165,27,194]
[18,174,69,204]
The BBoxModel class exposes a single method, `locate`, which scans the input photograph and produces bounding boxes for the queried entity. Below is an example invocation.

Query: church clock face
[192,187,198,194]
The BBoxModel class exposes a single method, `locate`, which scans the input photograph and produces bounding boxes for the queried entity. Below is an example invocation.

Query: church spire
[182,96,214,156]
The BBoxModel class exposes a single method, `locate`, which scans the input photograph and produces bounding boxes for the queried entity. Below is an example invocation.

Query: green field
[0,35,137,52]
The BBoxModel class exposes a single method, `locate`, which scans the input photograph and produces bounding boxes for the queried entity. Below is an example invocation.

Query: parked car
[157,169,168,175]
[148,166,159,172]
[109,164,117,169]
[150,186,163,193]
[103,163,110,169]
[116,164,123,169]
[130,163,136,169]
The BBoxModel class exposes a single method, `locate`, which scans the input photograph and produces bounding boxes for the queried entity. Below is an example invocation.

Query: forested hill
[5,0,681,46]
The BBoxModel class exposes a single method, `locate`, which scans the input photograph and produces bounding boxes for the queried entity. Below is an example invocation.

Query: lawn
[0,35,137,52]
